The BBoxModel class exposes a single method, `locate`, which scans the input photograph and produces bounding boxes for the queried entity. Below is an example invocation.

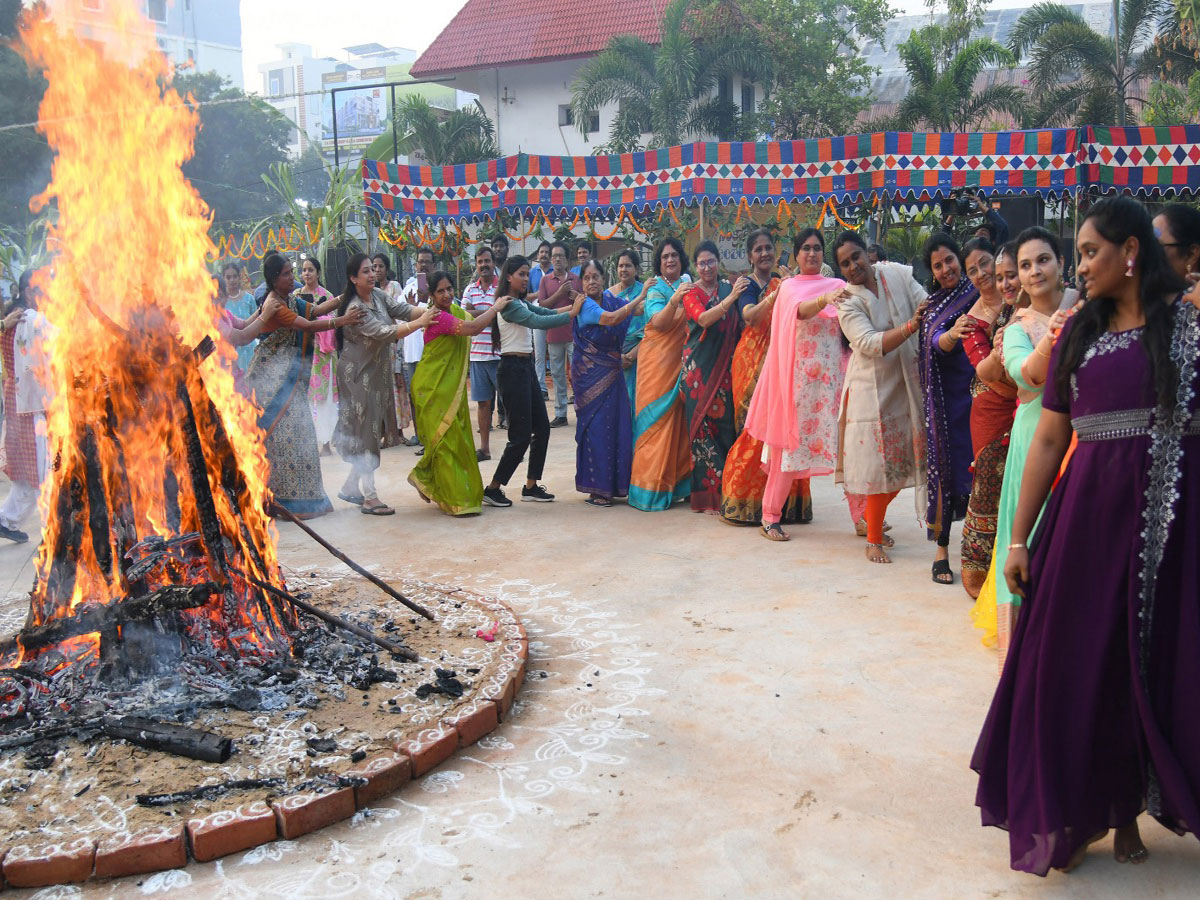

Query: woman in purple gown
[972,196,1199,875]
[572,259,645,506]
[918,232,979,584]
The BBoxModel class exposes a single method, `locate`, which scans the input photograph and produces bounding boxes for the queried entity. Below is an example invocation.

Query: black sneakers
[0,524,29,544]
[482,486,511,507]
[521,484,555,502]
[549,416,568,427]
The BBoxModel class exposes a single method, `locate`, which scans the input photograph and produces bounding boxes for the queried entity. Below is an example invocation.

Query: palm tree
[568,0,772,152]
[1009,0,1174,126]
[364,95,497,166]
[893,27,1027,132]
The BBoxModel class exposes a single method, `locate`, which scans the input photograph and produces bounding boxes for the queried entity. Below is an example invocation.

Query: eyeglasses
[696,259,718,268]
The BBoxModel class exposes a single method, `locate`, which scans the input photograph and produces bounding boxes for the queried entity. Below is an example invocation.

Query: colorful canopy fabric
[363,126,1200,224]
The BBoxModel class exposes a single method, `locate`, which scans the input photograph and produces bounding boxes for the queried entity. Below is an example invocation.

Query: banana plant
[0,211,54,291]
[248,159,363,265]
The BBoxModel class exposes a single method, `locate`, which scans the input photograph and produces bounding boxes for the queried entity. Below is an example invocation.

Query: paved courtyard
[0,427,1196,899]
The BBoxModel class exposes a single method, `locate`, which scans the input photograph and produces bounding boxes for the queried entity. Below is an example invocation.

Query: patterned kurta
[333,287,415,469]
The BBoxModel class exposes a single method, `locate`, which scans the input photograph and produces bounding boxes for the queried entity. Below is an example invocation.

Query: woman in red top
[959,239,1021,599]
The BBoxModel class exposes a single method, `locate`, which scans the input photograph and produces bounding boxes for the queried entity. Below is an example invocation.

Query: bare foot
[865,542,891,564]
[1113,821,1149,865]
[1056,830,1109,873]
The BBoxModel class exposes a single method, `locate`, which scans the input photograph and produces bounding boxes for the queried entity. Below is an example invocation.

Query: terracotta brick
[271,787,355,839]
[444,699,499,748]
[346,752,412,809]
[94,825,186,879]
[481,670,516,721]
[395,726,457,777]
[187,801,277,863]
[3,837,95,887]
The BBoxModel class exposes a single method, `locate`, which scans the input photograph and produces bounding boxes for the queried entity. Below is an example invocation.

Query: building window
[186,49,194,63]
[718,75,732,104]
[146,0,167,23]
[741,83,755,113]
[559,105,598,134]
[268,69,285,98]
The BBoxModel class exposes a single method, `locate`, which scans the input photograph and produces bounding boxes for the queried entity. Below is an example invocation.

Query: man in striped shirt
[462,246,500,461]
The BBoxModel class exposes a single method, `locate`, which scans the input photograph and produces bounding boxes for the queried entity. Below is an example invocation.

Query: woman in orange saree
[720,229,808,524]
[629,237,693,511]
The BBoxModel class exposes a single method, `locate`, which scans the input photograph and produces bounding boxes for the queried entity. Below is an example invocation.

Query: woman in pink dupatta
[745,229,847,541]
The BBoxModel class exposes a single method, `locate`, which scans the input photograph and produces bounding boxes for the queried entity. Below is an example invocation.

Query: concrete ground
[0,414,1197,899]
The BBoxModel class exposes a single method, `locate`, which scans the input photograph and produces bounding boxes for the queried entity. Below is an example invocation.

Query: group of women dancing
[215,194,1200,878]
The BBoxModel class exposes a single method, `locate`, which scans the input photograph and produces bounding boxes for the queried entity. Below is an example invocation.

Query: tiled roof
[410,0,671,77]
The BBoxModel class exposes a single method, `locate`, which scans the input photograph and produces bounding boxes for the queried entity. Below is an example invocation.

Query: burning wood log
[17,583,216,653]
[269,504,436,622]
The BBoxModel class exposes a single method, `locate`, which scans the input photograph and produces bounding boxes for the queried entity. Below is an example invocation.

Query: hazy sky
[239,0,1036,93]
[239,1,468,90]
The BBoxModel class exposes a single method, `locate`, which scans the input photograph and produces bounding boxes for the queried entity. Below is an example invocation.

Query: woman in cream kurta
[833,240,929,563]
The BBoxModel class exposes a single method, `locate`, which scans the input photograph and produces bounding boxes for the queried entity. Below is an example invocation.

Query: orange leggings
[864,491,900,544]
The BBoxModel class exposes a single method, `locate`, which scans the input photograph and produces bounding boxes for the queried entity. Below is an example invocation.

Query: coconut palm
[1009,0,1174,126]
[568,0,772,152]
[893,27,1027,132]
[364,95,497,166]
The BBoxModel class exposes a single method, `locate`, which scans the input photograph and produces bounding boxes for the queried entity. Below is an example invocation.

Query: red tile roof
[410,0,670,77]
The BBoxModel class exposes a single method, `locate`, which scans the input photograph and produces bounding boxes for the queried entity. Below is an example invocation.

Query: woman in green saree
[408,271,511,516]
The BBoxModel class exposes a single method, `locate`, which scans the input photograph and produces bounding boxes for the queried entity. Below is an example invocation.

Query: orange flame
[12,1,290,663]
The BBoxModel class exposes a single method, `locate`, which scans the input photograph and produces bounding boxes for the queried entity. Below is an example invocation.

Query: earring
[1125,257,1135,278]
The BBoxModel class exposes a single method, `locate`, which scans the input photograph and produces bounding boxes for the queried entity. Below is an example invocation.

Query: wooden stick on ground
[269,503,435,621]
[229,566,417,662]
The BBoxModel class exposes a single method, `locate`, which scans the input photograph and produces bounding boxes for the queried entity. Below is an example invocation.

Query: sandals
[361,500,395,516]
[931,558,954,584]
[337,491,365,506]
[585,496,612,507]
[760,523,790,542]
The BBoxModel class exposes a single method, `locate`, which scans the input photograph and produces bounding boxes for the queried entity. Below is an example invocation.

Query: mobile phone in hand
[417,272,427,294]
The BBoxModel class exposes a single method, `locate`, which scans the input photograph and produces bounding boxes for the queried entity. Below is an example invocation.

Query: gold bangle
[1035,341,1052,357]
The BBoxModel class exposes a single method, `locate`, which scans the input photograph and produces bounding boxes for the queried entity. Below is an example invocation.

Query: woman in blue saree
[247,253,362,519]
[573,259,646,506]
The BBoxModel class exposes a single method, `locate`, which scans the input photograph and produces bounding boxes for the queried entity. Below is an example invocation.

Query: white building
[55,0,245,88]
[256,43,339,157]
[409,0,761,157]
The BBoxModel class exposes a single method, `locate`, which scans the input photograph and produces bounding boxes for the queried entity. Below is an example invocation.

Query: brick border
[0,593,527,889]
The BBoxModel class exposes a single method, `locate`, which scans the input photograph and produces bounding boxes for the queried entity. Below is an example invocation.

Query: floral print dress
[780,310,849,476]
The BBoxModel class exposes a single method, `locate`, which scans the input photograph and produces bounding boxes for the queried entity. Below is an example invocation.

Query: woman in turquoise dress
[990,227,1078,659]
[613,249,650,414]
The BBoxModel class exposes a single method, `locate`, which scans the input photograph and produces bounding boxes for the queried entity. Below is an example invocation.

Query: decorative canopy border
[362,126,1200,225]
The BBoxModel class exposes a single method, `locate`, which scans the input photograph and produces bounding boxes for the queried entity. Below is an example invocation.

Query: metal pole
[332,90,340,172]
[699,197,706,242]
[390,84,399,167]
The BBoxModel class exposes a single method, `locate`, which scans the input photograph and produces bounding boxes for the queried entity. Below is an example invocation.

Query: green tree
[292,143,331,207]
[0,0,50,230]
[1009,0,1174,126]
[364,95,497,166]
[174,71,292,227]
[568,0,772,152]
[893,28,1026,131]
[736,0,892,139]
